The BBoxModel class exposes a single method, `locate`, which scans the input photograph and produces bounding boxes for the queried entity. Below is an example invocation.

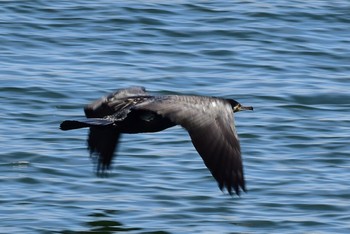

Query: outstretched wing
[136,95,245,195]
[84,87,148,172]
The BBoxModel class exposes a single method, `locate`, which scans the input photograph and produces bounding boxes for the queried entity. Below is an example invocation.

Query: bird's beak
[240,105,253,111]
[235,104,253,112]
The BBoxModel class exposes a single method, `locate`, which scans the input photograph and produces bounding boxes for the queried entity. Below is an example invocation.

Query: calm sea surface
[1,1,350,233]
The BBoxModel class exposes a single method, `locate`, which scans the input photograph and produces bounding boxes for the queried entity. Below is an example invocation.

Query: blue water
[1,1,350,233]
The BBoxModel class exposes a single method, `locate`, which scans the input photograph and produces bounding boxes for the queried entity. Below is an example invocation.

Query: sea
[1,1,349,233]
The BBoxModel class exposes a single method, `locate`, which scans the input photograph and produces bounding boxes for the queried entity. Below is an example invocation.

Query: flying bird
[60,87,253,196]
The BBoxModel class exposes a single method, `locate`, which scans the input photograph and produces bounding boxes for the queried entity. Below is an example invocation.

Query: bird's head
[228,99,254,113]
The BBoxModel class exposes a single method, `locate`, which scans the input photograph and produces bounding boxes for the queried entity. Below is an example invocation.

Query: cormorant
[60,87,253,196]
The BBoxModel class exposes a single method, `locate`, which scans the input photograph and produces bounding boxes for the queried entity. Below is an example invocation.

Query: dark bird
[60,87,253,196]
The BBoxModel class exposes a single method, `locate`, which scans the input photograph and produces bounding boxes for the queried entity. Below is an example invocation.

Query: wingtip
[224,183,247,197]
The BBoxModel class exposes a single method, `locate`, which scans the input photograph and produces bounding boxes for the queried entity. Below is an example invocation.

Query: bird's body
[60,87,253,196]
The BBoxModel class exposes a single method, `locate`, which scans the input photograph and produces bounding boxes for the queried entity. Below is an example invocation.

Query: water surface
[1,1,350,233]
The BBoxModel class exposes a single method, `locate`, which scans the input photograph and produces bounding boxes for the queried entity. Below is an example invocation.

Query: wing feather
[84,86,148,118]
[137,95,245,195]
[84,87,148,172]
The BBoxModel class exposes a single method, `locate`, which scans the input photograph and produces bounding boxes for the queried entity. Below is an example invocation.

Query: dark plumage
[60,87,253,196]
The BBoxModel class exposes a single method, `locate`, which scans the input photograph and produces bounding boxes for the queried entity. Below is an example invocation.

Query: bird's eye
[234,104,241,112]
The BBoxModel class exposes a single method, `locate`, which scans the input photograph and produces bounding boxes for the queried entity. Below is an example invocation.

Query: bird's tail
[60,118,114,131]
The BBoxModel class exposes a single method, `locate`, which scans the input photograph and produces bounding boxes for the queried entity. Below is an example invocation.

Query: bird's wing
[88,126,120,172]
[84,86,148,118]
[84,87,148,172]
[136,95,245,195]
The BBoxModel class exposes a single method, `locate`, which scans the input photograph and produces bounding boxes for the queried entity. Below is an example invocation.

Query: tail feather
[60,118,114,131]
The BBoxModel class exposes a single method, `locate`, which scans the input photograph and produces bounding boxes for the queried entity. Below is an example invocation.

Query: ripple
[1,1,350,233]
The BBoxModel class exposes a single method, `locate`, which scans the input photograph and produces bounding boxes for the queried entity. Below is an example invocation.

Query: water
[1,1,350,233]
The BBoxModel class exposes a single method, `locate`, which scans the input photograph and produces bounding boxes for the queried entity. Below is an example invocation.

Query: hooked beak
[235,104,254,112]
